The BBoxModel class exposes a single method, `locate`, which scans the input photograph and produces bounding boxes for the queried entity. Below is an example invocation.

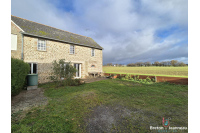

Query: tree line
[105,60,187,67]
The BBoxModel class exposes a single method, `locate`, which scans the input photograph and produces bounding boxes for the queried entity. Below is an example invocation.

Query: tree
[154,61,160,66]
[144,62,151,67]
[177,61,186,66]
[170,60,178,66]
[127,63,136,67]
[135,62,144,66]
[106,63,112,66]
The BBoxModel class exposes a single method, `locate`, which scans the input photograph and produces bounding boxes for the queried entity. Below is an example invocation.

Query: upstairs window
[91,48,95,56]
[11,34,17,50]
[37,39,46,51]
[70,45,75,54]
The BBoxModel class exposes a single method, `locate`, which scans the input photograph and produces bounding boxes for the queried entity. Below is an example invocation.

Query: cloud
[11,0,188,64]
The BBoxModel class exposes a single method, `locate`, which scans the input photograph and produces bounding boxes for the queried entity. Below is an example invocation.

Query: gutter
[21,32,104,50]
[21,33,24,60]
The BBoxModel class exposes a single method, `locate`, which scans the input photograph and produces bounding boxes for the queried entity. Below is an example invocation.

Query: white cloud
[11,0,188,64]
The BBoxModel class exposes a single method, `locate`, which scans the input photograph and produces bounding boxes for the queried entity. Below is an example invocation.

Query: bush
[118,74,124,79]
[129,78,133,80]
[152,78,156,82]
[11,58,30,96]
[134,75,140,81]
[49,59,83,87]
[146,76,151,82]
[125,74,131,80]
[121,77,126,80]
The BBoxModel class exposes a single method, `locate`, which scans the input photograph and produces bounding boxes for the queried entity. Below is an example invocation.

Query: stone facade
[11,21,23,59]
[11,21,103,83]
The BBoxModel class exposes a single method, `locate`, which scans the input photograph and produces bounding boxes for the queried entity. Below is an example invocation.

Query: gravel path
[11,88,48,114]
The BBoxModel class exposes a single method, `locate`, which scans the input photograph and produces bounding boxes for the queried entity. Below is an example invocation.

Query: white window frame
[70,45,75,54]
[37,39,46,51]
[91,48,95,56]
[11,34,17,50]
[74,63,81,78]
[28,63,38,74]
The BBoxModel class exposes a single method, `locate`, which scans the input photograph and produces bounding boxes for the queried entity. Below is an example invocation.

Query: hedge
[11,58,30,96]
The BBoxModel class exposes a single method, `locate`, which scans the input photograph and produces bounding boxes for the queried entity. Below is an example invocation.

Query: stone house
[11,15,103,83]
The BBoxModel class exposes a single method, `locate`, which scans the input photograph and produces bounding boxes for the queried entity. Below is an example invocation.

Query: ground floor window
[28,63,37,74]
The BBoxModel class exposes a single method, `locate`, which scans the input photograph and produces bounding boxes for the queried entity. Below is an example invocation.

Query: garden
[12,78,188,132]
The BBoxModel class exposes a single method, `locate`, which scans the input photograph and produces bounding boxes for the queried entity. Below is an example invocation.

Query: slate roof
[11,15,103,50]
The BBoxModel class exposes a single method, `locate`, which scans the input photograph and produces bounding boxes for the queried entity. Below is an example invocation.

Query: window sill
[37,50,47,52]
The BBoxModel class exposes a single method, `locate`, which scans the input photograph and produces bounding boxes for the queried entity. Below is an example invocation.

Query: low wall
[104,73,188,85]
[156,76,188,85]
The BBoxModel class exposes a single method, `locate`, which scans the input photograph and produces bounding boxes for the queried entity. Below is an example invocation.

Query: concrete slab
[27,86,38,90]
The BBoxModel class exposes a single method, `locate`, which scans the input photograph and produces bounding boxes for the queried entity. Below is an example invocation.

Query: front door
[74,63,81,78]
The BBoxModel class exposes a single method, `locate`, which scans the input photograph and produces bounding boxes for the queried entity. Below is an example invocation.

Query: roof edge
[21,32,103,50]
[11,20,25,32]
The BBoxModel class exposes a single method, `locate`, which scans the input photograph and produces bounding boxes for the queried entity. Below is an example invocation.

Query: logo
[162,117,170,127]
[150,117,187,132]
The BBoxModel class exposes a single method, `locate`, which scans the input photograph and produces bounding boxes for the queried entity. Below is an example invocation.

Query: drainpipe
[21,33,24,60]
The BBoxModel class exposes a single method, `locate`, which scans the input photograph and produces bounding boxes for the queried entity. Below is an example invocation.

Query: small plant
[121,77,126,80]
[118,74,122,79]
[125,74,131,80]
[129,78,133,80]
[146,76,151,82]
[152,78,156,82]
[143,79,147,82]
[134,75,140,81]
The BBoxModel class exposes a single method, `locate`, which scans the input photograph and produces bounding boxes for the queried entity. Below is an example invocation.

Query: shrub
[121,77,126,80]
[134,75,140,81]
[11,58,30,96]
[146,76,151,82]
[49,59,83,87]
[129,78,133,80]
[118,74,125,79]
[125,74,131,80]
[152,78,156,82]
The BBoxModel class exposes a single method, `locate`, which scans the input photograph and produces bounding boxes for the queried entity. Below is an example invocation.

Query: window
[37,39,46,51]
[11,34,17,50]
[70,45,75,54]
[91,48,95,56]
[28,63,37,74]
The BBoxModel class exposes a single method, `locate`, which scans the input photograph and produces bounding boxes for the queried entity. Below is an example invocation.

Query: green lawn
[12,79,188,132]
[103,66,188,77]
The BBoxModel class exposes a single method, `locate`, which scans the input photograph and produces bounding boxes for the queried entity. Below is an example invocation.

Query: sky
[11,0,188,65]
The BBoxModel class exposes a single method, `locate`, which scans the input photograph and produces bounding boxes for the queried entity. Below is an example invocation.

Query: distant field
[103,66,188,77]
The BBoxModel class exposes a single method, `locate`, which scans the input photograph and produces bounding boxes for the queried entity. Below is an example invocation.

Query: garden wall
[104,73,188,85]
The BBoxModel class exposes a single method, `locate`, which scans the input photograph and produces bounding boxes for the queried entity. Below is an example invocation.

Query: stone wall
[11,21,22,59]
[23,36,103,83]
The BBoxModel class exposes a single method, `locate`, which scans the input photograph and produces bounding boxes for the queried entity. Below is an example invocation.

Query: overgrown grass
[12,80,188,132]
[103,66,188,77]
